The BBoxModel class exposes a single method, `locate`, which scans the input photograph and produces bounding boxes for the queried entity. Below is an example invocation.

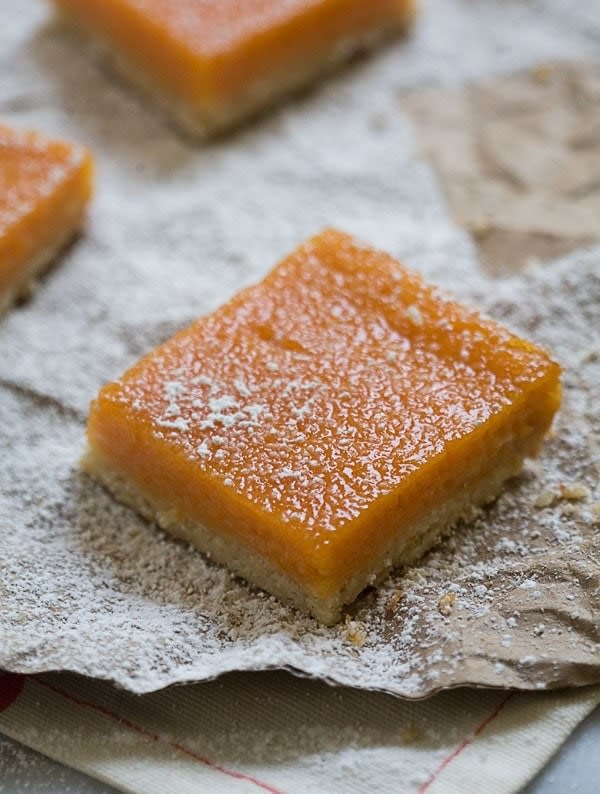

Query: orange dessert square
[85,230,561,623]
[0,125,93,317]
[52,0,416,138]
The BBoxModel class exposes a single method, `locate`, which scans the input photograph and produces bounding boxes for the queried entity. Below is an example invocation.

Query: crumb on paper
[343,619,366,647]
[438,592,456,616]
[385,588,405,618]
[533,623,545,637]
[532,63,554,83]
[560,503,578,518]
[534,489,556,509]
[559,482,590,501]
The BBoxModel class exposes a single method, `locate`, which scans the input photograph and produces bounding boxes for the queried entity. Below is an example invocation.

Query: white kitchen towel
[0,672,598,793]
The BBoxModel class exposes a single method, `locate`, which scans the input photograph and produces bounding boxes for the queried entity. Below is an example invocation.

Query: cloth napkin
[1,671,598,793]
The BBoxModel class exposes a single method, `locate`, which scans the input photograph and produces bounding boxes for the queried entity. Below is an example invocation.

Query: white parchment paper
[0,0,598,696]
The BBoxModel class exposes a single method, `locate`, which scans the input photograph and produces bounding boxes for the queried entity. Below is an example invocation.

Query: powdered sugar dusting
[125,0,334,56]
[0,0,598,696]
[95,229,558,537]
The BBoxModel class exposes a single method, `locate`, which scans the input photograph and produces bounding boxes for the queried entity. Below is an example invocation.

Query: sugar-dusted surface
[0,122,92,315]
[70,0,396,56]
[0,126,87,235]
[0,0,599,696]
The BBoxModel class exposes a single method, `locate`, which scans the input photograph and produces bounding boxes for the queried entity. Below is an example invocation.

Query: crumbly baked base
[0,206,85,319]
[83,433,532,625]
[56,6,415,140]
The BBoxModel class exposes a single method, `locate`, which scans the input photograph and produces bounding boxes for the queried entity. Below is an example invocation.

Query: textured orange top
[54,0,413,107]
[0,125,93,298]
[92,0,375,55]
[88,230,560,595]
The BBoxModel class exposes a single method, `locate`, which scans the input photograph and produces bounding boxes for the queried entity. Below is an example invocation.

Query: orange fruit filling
[0,125,93,309]
[87,230,561,603]
[53,0,415,129]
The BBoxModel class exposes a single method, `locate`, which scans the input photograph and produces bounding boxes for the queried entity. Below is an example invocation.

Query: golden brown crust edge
[82,431,530,625]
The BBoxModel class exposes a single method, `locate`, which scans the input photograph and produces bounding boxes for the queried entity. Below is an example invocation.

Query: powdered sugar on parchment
[0,0,598,696]
[0,251,597,696]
